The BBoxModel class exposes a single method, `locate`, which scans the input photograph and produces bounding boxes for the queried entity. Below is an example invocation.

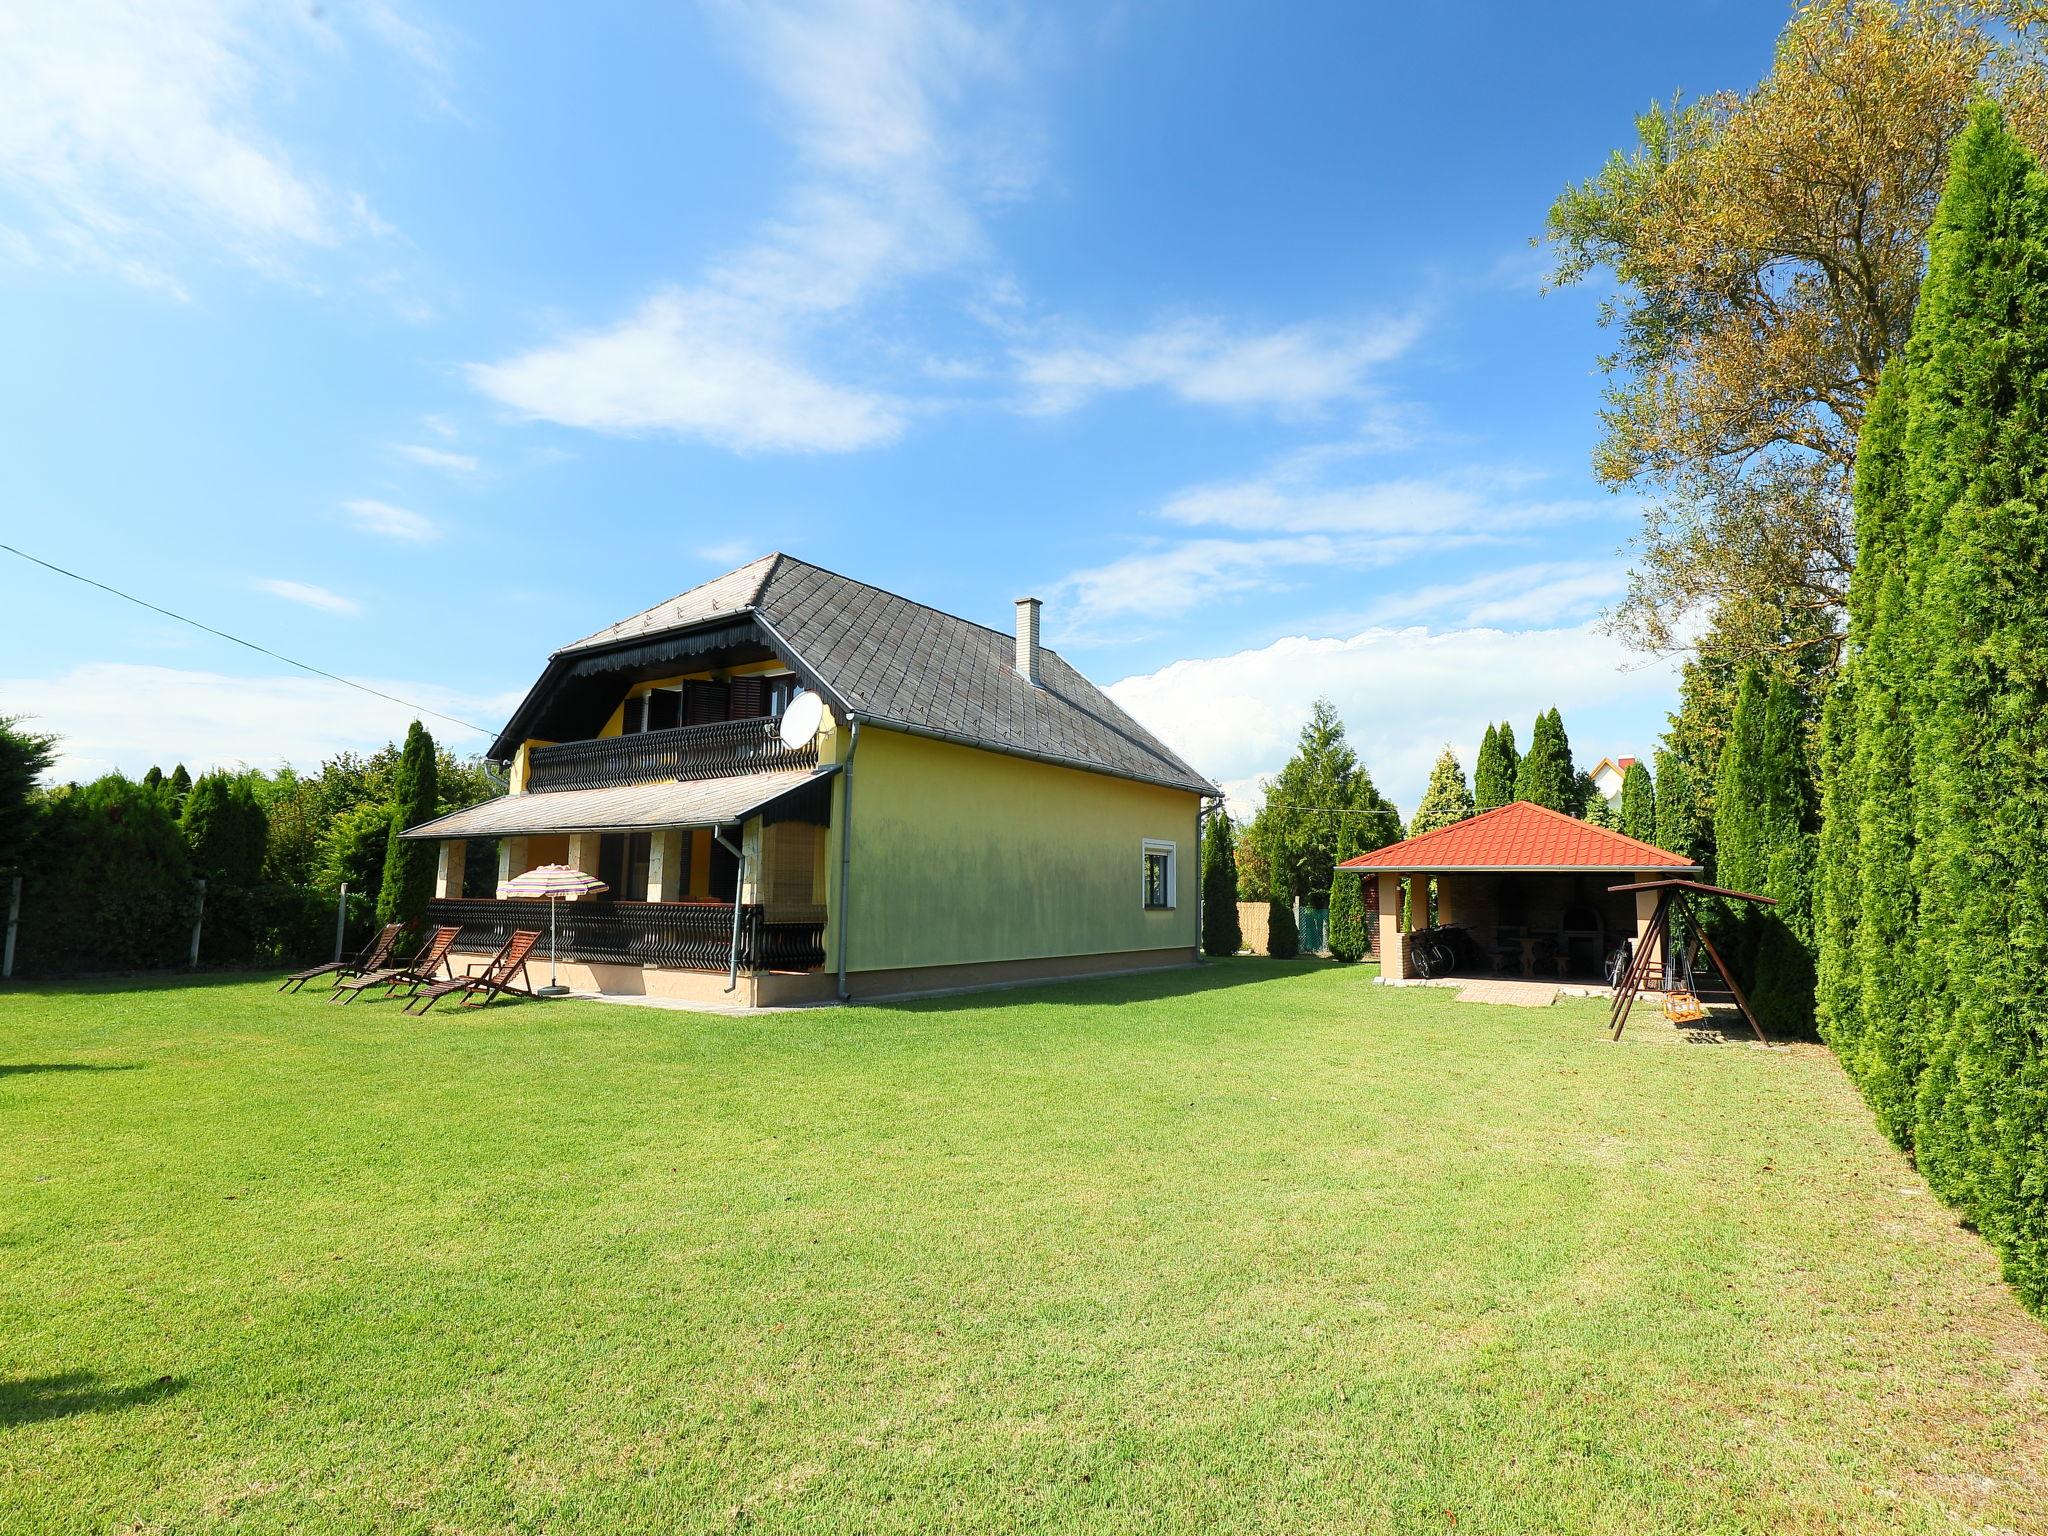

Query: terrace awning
[398,766,838,840]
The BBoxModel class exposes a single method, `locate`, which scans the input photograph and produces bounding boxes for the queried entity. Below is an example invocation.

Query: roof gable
[546,554,1218,797]
[1338,800,1698,873]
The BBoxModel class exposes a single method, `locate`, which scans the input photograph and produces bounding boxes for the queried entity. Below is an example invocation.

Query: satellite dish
[778,690,825,750]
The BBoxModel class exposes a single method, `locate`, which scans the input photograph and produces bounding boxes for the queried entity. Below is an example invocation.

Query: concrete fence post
[333,881,349,963]
[3,875,20,980]
[189,878,206,969]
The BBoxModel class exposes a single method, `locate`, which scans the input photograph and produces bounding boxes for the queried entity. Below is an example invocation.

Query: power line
[2,542,493,738]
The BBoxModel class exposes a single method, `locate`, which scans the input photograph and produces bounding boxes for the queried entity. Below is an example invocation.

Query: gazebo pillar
[1633,872,1665,988]
[1377,872,1408,980]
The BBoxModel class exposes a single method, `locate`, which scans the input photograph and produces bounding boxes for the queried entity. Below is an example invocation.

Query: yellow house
[400,554,1220,1005]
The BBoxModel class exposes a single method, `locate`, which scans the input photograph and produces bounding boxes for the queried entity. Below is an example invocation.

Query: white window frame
[1141,839,1177,911]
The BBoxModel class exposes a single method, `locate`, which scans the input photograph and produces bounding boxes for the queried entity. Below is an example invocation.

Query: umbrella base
[535,984,572,997]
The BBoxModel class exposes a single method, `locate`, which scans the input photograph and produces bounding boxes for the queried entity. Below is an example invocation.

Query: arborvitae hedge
[181,771,272,964]
[1266,888,1299,959]
[15,778,195,975]
[1201,811,1243,957]
[1473,723,1516,812]
[1514,709,1576,813]
[1620,761,1655,844]
[376,722,438,928]
[1326,818,1367,962]
[1817,105,2048,1310]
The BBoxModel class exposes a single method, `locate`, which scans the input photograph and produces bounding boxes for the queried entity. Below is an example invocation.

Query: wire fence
[0,872,371,982]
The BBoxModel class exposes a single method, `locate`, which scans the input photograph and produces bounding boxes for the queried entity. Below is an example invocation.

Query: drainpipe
[835,718,862,1001]
[714,828,746,993]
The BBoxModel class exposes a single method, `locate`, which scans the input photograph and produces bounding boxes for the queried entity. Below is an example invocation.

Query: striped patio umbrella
[496,864,609,994]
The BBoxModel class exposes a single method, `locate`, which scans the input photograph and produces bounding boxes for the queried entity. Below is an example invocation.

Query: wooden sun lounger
[279,923,403,993]
[404,930,542,1015]
[328,925,461,1005]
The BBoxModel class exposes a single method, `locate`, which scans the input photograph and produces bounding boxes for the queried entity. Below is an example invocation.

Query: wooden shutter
[684,680,730,725]
[729,676,768,719]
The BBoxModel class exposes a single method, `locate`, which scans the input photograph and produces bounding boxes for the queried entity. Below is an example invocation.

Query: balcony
[425,897,827,972]
[526,715,817,793]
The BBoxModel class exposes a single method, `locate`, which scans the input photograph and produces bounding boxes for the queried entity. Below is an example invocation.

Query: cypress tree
[1619,761,1656,844]
[1326,816,1367,963]
[167,763,192,809]
[1496,722,1520,802]
[1896,105,2048,1304]
[1265,881,1299,960]
[1651,750,1703,867]
[1201,811,1243,957]
[180,771,270,965]
[1749,675,1817,1038]
[0,717,58,875]
[1473,723,1512,812]
[142,765,164,793]
[1514,709,1576,813]
[1409,748,1474,837]
[376,722,439,928]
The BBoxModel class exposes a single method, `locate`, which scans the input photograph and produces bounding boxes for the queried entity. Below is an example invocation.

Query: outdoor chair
[1490,925,1525,976]
[328,925,461,1005]
[278,923,403,993]
[404,930,542,1015]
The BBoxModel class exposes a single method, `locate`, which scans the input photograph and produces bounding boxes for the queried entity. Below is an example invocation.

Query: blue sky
[0,0,1786,812]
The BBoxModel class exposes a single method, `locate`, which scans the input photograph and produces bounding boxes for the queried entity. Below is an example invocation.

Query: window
[1141,839,1176,910]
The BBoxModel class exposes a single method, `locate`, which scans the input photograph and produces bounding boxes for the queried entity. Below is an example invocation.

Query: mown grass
[2,961,2044,1534]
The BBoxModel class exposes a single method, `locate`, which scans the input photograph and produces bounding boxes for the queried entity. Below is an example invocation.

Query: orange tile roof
[1337,800,1699,873]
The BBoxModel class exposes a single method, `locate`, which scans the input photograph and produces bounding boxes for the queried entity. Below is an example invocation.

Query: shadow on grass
[0,1370,186,1427]
[0,1063,140,1079]
[880,956,1362,1014]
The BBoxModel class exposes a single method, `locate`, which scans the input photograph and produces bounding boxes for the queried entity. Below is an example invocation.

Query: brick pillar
[497,836,529,895]
[647,829,684,901]
[565,832,598,898]
[434,840,466,900]
[1378,873,1408,980]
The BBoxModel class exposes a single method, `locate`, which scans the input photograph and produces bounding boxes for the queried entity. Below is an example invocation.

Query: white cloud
[8,662,506,784]
[388,444,479,475]
[1358,560,1626,629]
[255,577,361,616]
[1161,462,1596,536]
[470,291,906,453]
[341,497,440,543]
[0,0,422,290]
[1106,622,1681,818]
[696,538,755,566]
[1015,312,1424,416]
[471,0,1028,453]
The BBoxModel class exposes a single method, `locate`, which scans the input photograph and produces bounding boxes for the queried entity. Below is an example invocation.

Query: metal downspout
[835,718,862,1001]
[715,828,746,993]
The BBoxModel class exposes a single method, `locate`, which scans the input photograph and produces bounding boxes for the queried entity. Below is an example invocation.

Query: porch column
[434,840,466,900]
[1634,873,1664,988]
[566,832,599,898]
[497,836,530,894]
[647,829,685,902]
[1377,873,1408,980]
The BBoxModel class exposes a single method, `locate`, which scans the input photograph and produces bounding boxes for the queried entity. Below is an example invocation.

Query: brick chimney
[1014,596,1043,686]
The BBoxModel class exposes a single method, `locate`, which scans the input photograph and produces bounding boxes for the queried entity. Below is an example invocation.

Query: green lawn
[3,962,2045,1534]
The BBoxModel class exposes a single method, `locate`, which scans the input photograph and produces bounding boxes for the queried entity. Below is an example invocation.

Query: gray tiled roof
[560,555,1218,797]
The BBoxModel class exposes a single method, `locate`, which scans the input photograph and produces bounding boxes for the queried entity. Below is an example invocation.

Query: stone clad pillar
[647,829,684,901]
[434,840,466,900]
[1377,872,1408,980]
[565,832,598,898]
[497,836,530,895]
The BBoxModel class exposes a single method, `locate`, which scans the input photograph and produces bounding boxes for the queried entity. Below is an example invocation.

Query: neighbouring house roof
[1589,755,1636,781]
[497,553,1218,797]
[1336,800,1701,874]
[398,768,837,840]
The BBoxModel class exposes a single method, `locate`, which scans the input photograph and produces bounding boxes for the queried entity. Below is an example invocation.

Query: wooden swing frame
[1605,879,1777,1046]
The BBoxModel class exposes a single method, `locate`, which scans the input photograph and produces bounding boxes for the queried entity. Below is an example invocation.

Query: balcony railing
[527,715,816,794]
[425,897,827,973]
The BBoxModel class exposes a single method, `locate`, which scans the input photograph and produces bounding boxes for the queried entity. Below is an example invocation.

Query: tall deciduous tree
[1514,710,1578,814]
[1201,811,1243,958]
[1409,748,1475,837]
[1546,0,2048,671]
[1619,761,1656,843]
[376,722,438,928]
[1473,721,1518,811]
